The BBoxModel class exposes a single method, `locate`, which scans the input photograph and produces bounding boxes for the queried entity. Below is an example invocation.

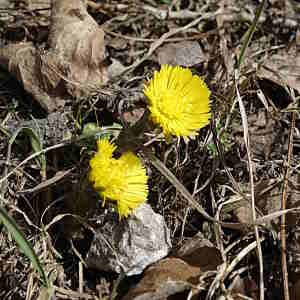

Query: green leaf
[8,126,46,173]
[237,0,266,69]
[0,207,48,286]
[81,123,123,140]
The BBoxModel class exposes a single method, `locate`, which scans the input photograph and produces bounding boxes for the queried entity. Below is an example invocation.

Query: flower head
[144,64,211,139]
[89,139,148,218]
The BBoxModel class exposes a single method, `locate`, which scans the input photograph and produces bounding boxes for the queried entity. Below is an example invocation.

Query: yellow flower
[144,64,211,139]
[89,139,148,218]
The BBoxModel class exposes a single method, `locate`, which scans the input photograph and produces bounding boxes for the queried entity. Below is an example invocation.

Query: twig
[142,5,206,19]
[144,149,250,231]
[205,238,265,300]
[235,1,266,299]
[119,8,216,76]
[281,89,297,300]
[235,69,264,300]
[104,29,217,43]
[79,261,83,296]
[0,142,66,186]
[210,186,226,262]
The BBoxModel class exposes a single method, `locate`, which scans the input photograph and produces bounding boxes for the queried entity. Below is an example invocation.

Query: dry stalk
[210,186,226,262]
[119,8,216,76]
[0,142,67,185]
[105,29,217,43]
[280,89,297,300]
[235,69,264,300]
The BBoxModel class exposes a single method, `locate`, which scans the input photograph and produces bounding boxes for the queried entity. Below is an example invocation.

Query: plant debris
[0,0,108,112]
[0,0,299,299]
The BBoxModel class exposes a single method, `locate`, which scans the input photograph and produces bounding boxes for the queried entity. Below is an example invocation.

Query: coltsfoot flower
[89,139,148,218]
[144,64,211,139]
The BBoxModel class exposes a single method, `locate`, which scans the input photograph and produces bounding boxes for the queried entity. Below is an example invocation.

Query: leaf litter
[0,0,299,299]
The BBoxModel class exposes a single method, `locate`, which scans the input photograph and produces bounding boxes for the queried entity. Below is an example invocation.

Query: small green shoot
[207,121,230,156]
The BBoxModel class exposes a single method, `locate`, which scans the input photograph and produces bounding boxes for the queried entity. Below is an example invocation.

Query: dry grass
[0,0,299,299]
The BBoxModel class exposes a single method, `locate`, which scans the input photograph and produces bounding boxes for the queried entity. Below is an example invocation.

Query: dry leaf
[122,107,145,126]
[123,233,222,300]
[122,258,197,300]
[18,168,74,195]
[157,41,206,67]
[231,175,300,228]
[46,0,108,98]
[257,49,300,94]
[174,233,222,271]
[0,0,108,112]
[0,42,62,112]
[233,109,285,160]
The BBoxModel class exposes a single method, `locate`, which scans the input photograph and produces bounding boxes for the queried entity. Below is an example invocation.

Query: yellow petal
[144,64,211,138]
[89,140,148,219]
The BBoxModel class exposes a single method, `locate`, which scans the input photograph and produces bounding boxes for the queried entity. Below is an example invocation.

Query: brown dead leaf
[122,107,145,126]
[256,174,300,227]
[257,48,300,94]
[46,0,108,98]
[122,258,196,300]
[0,42,59,112]
[122,233,222,300]
[233,198,253,226]
[174,233,222,271]
[234,109,284,160]
[0,0,108,112]
[231,175,300,227]
[18,168,74,195]
[157,41,206,67]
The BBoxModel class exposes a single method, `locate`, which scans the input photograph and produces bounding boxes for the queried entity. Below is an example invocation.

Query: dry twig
[280,89,297,300]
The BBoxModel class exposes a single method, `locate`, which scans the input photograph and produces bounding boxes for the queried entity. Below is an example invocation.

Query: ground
[0,0,299,299]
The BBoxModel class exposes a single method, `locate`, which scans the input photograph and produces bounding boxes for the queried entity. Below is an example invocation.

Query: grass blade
[0,206,48,286]
[237,0,266,69]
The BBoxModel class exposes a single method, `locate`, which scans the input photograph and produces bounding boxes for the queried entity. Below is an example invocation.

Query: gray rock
[86,203,172,276]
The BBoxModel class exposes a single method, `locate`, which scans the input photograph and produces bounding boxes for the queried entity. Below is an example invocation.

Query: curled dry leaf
[0,42,65,112]
[233,109,285,160]
[231,175,300,230]
[0,0,108,112]
[122,258,197,300]
[123,233,222,300]
[257,48,300,94]
[46,0,108,97]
